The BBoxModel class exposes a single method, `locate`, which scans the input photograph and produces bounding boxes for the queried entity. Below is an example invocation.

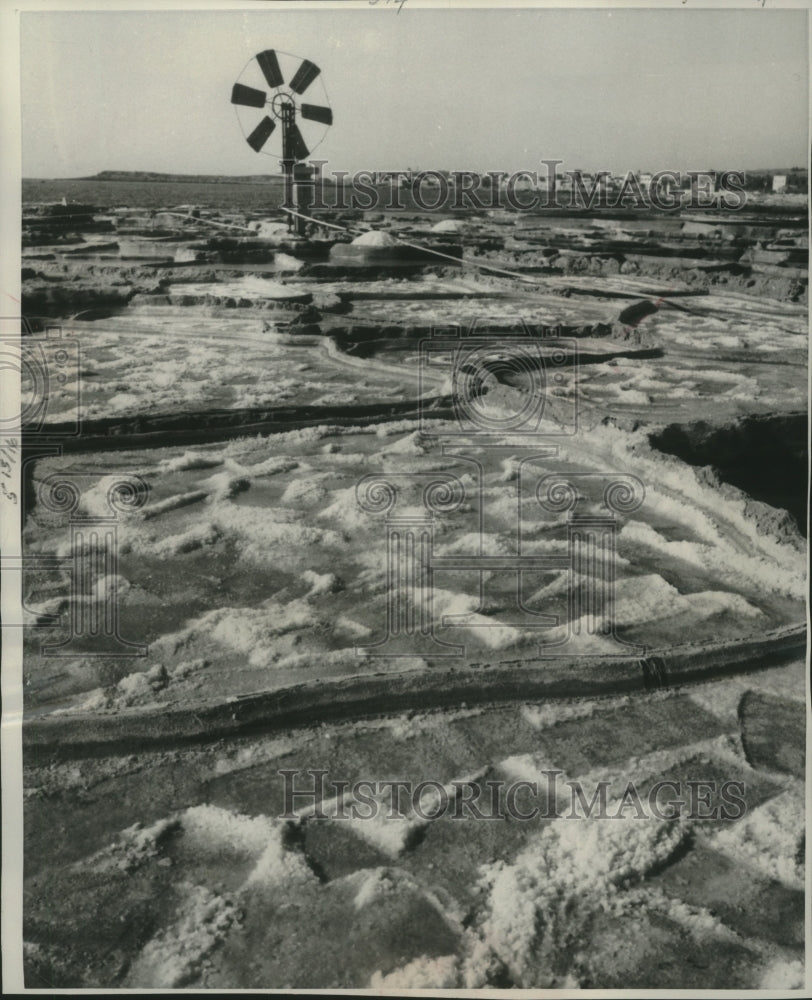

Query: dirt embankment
[650,413,808,537]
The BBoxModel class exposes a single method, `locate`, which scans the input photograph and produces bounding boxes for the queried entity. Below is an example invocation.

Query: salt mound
[370,954,459,989]
[351,230,396,247]
[160,451,223,473]
[431,219,462,233]
[711,789,804,888]
[253,220,288,238]
[469,808,689,987]
[273,252,304,272]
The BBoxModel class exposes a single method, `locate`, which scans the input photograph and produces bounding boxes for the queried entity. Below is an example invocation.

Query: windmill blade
[256,49,284,89]
[231,83,267,109]
[287,122,310,160]
[288,59,320,95]
[246,116,276,153]
[301,103,333,126]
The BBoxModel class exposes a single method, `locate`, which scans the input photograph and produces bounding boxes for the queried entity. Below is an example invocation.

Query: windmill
[231,49,333,235]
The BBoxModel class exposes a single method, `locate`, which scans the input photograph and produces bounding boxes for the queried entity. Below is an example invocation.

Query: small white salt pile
[350,230,397,247]
[431,219,463,233]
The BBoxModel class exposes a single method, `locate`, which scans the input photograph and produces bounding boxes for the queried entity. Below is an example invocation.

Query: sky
[19,5,810,178]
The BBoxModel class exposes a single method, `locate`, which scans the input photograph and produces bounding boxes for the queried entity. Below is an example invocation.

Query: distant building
[772,174,788,193]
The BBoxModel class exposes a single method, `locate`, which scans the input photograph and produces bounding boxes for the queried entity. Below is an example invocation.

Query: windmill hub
[230,48,333,236]
[271,92,296,117]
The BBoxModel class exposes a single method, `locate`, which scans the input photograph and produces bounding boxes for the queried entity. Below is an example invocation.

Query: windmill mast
[280,100,296,232]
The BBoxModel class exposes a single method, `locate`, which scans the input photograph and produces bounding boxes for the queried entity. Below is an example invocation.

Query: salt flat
[20,196,807,989]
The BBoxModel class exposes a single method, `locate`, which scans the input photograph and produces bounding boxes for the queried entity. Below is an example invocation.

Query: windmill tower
[231,49,333,236]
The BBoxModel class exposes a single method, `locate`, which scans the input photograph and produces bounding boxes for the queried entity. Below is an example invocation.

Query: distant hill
[23,175,290,211]
[74,170,286,185]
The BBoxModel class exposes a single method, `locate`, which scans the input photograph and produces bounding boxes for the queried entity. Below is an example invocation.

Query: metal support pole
[281,104,295,233]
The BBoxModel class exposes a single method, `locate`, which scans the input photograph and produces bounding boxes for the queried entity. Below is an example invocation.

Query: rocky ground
[19,193,808,989]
